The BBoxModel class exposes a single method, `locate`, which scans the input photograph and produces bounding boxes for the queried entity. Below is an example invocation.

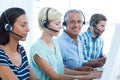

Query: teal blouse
[29,39,64,80]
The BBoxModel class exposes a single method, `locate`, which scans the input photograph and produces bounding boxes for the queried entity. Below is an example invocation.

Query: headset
[3,11,23,38]
[4,11,13,31]
[91,21,97,28]
[91,21,102,34]
[42,8,58,32]
[42,8,51,28]
[62,10,86,26]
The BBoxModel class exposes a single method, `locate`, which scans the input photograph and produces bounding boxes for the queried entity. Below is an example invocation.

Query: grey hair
[63,9,85,24]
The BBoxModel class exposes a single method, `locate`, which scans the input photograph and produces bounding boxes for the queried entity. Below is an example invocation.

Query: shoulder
[19,44,25,51]
[0,48,6,56]
[29,39,44,57]
[0,48,9,65]
[79,31,87,40]
[30,39,43,50]
[80,30,89,36]
[97,36,104,43]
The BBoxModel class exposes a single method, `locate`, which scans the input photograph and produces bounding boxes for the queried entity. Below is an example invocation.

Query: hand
[97,57,106,64]
[89,71,102,79]
[74,66,94,71]
[89,61,104,68]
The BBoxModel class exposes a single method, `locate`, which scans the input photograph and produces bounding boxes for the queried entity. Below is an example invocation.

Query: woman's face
[12,14,29,41]
[47,19,62,36]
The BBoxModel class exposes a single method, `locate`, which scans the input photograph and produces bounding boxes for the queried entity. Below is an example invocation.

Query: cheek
[80,26,82,30]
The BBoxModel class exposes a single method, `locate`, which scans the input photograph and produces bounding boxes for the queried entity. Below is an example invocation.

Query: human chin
[54,33,59,36]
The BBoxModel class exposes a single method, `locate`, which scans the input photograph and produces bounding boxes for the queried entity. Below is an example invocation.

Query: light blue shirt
[29,39,64,80]
[57,31,87,69]
[79,28,104,60]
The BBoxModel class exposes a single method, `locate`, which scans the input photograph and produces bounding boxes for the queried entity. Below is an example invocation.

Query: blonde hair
[38,7,62,30]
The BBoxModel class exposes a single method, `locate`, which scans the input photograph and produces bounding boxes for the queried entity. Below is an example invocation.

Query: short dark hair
[0,7,26,45]
[90,13,107,26]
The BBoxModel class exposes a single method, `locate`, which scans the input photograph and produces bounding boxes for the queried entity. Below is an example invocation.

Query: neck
[90,27,98,38]
[65,30,78,43]
[0,40,19,54]
[40,31,53,44]
[41,32,56,54]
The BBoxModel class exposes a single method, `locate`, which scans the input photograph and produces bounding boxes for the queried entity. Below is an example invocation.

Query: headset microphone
[4,24,23,38]
[4,11,23,38]
[10,31,23,38]
[42,8,59,32]
[92,22,102,33]
[45,27,59,32]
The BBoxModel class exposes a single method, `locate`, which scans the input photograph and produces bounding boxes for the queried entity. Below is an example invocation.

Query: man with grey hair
[57,9,104,71]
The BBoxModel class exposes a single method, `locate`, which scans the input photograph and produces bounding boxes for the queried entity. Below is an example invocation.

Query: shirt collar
[87,27,100,39]
[63,31,78,43]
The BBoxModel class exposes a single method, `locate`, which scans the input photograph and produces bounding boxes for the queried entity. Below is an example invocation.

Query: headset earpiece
[4,11,13,31]
[42,8,51,28]
[42,20,49,28]
[62,21,66,26]
[62,10,86,27]
[83,21,85,25]
[3,10,23,38]
[92,22,97,28]
[5,24,12,31]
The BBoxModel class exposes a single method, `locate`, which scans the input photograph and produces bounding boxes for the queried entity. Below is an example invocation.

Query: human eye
[56,22,61,25]
[21,24,26,27]
[21,22,28,27]
[70,20,75,24]
[78,20,82,23]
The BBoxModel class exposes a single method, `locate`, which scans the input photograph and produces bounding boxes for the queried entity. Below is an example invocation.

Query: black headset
[4,11,13,31]
[62,10,86,26]
[42,8,51,28]
[91,21,97,28]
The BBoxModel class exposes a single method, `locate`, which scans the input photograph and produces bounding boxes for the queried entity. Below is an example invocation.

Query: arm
[64,68,102,80]
[83,57,106,68]
[83,61,103,68]
[71,66,94,71]
[28,64,39,80]
[34,54,101,80]
[64,68,91,75]
[90,57,106,63]
[0,66,18,80]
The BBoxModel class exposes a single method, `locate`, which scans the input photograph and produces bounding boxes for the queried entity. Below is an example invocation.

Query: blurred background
[0,0,120,57]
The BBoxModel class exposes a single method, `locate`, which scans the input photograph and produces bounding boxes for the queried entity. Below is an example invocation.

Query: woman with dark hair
[0,7,38,80]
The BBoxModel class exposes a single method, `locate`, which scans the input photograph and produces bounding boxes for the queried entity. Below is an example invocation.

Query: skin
[65,12,106,68]
[0,14,38,80]
[90,21,107,38]
[34,18,102,80]
[86,20,107,67]
[66,12,83,43]
[65,12,98,70]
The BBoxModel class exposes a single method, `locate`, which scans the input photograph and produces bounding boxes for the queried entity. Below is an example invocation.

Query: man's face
[66,13,83,37]
[94,21,107,36]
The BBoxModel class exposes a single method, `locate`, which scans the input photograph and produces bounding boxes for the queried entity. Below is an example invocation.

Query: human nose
[102,27,105,32]
[26,25,30,32]
[75,21,82,27]
[59,24,62,29]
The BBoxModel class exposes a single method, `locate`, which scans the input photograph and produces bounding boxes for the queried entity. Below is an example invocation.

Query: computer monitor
[101,23,120,80]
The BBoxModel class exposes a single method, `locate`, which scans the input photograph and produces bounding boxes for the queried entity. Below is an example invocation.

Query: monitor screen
[101,23,120,80]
